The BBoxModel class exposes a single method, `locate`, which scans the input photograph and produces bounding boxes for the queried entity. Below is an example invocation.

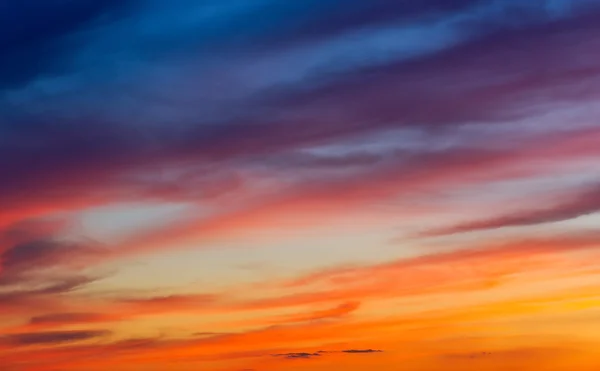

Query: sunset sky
[2,1,600,370]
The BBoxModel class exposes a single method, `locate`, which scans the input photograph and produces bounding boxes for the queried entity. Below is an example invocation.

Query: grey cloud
[2,330,111,347]
[423,184,600,236]
[272,348,383,359]
[0,275,99,311]
[272,352,322,359]
[1,239,100,273]
[342,349,384,353]
[29,312,110,325]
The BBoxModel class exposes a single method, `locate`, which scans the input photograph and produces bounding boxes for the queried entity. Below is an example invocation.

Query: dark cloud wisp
[422,184,600,236]
[1,330,111,347]
[272,348,383,360]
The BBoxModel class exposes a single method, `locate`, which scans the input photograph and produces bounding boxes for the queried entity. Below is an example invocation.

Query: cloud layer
[2,1,600,371]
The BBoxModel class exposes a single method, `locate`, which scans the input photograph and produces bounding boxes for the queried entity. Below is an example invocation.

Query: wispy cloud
[272,348,383,359]
[1,330,110,347]
[272,351,322,359]
[423,184,600,236]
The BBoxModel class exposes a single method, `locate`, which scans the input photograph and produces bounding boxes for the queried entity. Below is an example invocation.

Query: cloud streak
[272,349,382,359]
[423,184,600,236]
[1,330,110,347]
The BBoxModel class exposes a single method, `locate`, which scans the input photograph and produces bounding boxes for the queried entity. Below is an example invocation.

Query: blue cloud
[2,0,600,217]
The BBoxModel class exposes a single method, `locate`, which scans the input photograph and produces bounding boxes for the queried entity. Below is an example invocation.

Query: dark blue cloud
[3,0,594,99]
[0,0,131,88]
[1,0,600,219]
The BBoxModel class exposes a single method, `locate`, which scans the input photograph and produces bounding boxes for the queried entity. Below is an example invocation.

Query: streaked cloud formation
[1,1,600,370]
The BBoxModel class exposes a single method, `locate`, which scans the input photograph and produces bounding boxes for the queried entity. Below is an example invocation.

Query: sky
[1,1,600,370]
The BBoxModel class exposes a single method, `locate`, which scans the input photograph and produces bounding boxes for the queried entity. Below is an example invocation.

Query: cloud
[277,301,361,323]
[1,330,110,347]
[236,231,600,311]
[117,124,600,252]
[230,301,362,327]
[0,306,590,371]
[0,225,103,316]
[5,122,595,272]
[0,0,130,89]
[116,294,219,315]
[0,275,99,317]
[272,352,321,359]
[341,349,384,353]
[0,218,67,247]
[423,184,600,236]
[33,275,98,295]
[2,1,600,235]
[437,346,579,363]
[272,348,383,359]
[0,225,105,316]
[4,0,590,94]
[76,230,600,325]
[2,3,600,370]
[1,239,100,276]
[29,313,116,326]
[10,228,588,336]
[193,332,228,337]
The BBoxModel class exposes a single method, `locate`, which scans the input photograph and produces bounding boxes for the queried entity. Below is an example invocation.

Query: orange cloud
[109,126,600,258]
[10,230,589,336]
